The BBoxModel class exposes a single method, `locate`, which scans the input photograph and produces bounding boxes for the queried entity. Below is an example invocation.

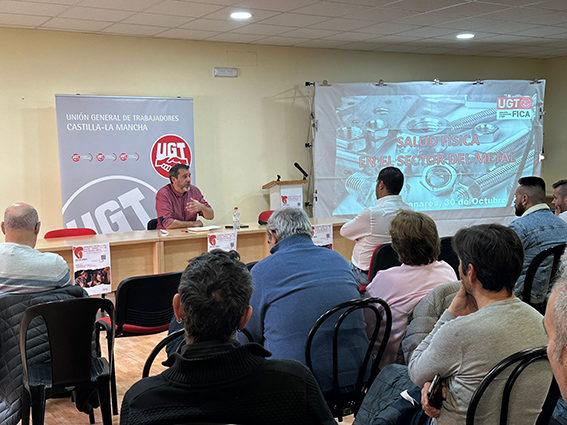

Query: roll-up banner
[56,95,194,233]
[312,80,545,235]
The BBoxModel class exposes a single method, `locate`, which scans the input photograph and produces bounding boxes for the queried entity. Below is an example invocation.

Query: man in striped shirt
[0,203,71,293]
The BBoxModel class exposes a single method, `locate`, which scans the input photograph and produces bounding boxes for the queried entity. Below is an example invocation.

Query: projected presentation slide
[313,80,545,230]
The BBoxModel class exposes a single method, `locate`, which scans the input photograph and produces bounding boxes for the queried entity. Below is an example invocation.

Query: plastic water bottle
[232,207,241,230]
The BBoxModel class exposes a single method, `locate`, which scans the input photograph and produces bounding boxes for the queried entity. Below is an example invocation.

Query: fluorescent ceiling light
[456,33,475,40]
[231,11,252,20]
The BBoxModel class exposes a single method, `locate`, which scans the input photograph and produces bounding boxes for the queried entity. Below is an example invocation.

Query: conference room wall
[0,27,549,234]
[541,56,567,189]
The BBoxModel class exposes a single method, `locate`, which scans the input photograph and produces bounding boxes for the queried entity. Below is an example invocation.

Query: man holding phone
[425,374,443,411]
[409,224,549,424]
[355,224,551,425]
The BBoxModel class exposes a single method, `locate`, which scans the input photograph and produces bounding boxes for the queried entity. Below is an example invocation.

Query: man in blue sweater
[238,207,369,393]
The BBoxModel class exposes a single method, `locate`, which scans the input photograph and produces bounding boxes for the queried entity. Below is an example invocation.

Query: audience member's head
[389,210,440,266]
[545,277,567,401]
[266,207,312,245]
[168,163,190,184]
[376,167,404,198]
[1,203,41,248]
[514,176,546,216]
[452,224,523,295]
[173,249,253,344]
[552,179,567,216]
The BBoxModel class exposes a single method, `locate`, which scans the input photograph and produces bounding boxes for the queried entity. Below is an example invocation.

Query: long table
[36,219,355,291]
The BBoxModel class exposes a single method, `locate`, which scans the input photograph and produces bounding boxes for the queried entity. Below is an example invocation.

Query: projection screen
[312,80,545,235]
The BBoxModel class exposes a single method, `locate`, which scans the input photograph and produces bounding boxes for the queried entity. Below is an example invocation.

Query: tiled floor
[42,332,168,425]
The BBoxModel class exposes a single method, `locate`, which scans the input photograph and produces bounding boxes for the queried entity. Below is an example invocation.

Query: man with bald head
[0,203,71,293]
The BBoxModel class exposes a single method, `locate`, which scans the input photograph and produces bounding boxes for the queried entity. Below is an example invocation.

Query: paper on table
[185,225,221,233]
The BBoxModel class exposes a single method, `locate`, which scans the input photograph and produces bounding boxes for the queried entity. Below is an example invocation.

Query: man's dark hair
[169,163,189,183]
[452,224,524,295]
[378,167,404,195]
[553,180,567,197]
[178,249,253,342]
[518,176,546,204]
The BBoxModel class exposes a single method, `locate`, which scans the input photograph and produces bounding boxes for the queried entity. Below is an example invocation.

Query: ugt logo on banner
[151,134,192,178]
[496,96,533,120]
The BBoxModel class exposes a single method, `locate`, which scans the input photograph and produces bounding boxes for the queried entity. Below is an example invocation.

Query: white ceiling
[4,0,567,58]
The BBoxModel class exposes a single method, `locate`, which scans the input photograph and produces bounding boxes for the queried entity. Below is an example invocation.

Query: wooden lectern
[262,180,307,210]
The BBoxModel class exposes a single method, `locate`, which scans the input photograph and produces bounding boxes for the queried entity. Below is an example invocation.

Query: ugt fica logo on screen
[496,96,533,120]
[151,134,192,178]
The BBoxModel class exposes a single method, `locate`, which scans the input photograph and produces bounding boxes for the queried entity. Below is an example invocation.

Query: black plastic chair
[142,329,185,378]
[466,346,559,425]
[439,236,460,276]
[147,218,158,230]
[97,271,181,414]
[305,297,392,421]
[19,298,115,425]
[367,243,401,283]
[522,243,566,314]
[98,271,182,337]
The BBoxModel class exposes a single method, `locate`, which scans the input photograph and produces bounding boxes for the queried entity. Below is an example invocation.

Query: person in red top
[155,164,214,229]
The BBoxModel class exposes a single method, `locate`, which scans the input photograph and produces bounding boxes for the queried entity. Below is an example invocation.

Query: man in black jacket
[121,249,336,425]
